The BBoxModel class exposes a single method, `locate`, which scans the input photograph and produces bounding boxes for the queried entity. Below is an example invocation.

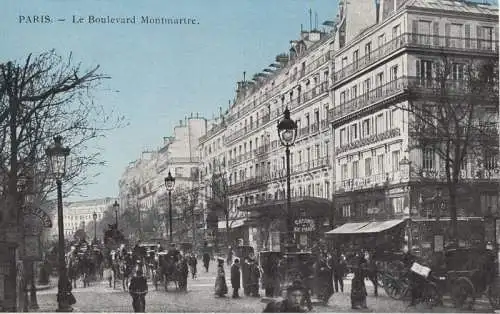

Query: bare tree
[0,50,126,225]
[402,56,498,242]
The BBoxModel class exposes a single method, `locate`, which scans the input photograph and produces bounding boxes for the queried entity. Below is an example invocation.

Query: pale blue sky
[2,0,339,201]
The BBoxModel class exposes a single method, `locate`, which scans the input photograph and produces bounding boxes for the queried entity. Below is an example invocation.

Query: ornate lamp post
[113,201,119,228]
[277,107,298,252]
[92,212,97,244]
[45,136,74,312]
[164,171,175,243]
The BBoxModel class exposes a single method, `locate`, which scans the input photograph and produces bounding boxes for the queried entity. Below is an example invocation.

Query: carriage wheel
[451,277,475,310]
[422,282,442,308]
[487,283,500,309]
[383,276,407,300]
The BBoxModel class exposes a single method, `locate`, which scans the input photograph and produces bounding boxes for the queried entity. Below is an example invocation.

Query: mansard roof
[407,0,498,15]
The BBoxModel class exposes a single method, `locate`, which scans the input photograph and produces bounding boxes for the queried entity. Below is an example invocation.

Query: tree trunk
[448,182,458,245]
[225,216,229,249]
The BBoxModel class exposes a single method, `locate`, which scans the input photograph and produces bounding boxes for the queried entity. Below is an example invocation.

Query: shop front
[240,196,333,252]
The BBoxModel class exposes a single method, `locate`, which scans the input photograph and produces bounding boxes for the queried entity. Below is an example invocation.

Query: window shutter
[445,23,451,47]
[412,20,418,43]
[433,22,440,46]
[465,24,471,48]
[416,60,421,78]
[477,25,483,49]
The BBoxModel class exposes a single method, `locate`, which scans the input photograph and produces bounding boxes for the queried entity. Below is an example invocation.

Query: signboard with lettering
[23,207,52,228]
[294,218,315,232]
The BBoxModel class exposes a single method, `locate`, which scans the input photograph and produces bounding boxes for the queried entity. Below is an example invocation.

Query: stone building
[328,0,498,253]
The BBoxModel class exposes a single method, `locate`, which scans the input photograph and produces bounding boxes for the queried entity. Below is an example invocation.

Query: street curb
[36,284,54,291]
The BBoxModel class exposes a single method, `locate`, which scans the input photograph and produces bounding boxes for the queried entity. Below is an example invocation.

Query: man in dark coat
[248,259,261,297]
[231,258,241,298]
[203,252,211,272]
[129,268,148,312]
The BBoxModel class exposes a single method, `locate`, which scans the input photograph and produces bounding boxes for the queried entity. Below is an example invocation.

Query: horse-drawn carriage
[375,248,500,310]
[151,249,186,292]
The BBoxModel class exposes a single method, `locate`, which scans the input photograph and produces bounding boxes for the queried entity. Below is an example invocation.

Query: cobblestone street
[35,263,495,312]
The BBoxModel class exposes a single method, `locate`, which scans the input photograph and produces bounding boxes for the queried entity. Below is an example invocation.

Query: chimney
[179,120,183,126]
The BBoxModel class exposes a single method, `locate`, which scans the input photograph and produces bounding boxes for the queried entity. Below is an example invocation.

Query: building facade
[51,197,114,238]
[329,0,499,252]
[118,114,207,240]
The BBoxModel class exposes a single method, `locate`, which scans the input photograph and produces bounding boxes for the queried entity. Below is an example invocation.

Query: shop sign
[294,218,315,232]
[23,207,52,228]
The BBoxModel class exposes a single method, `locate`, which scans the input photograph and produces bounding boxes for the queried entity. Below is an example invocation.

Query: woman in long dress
[350,252,368,310]
[214,258,228,297]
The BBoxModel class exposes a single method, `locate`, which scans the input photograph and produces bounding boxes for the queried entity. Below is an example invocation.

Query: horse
[159,255,180,291]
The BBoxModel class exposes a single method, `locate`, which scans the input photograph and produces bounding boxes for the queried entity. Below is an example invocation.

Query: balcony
[336,128,401,154]
[333,33,499,84]
[255,144,271,156]
[169,157,201,163]
[228,175,269,195]
[338,171,401,192]
[291,156,331,174]
[310,123,319,134]
[329,77,409,123]
[320,119,329,131]
[298,126,310,138]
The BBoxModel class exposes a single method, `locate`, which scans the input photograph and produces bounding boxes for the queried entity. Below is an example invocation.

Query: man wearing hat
[214,257,228,297]
[263,280,311,313]
[129,267,148,312]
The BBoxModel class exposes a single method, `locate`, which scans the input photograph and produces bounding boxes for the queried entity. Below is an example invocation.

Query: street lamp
[113,201,119,228]
[92,212,97,244]
[277,107,298,252]
[45,136,73,312]
[164,171,175,243]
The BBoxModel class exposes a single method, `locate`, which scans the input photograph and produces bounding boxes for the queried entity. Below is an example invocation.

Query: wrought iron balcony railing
[336,128,401,154]
[333,33,499,84]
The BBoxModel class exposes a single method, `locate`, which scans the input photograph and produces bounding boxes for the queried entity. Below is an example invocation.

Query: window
[451,63,465,81]
[392,150,400,172]
[175,167,183,177]
[378,154,385,174]
[350,124,358,141]
[363,78,371,96]
[448,23,463,48]
[365,158,372,176]
[390,108,399,128]
[339,128,346,146]
[341,164,348,181]
[422,147,434,170]
[342,204,351,217]
[351,85,358,99]
[478,26,494,50]
[416,60,433,80]
[376,114,384,134]
[341,56,348,69]
[392,197,404,214]
[392,24,401,39]
[353,50,359,68]
[314,111,320,125]
[315,144,320,160]
[340,91,346,105]
[484,150,497,170]
[376,72,384,96]
[390,65,398,82]
[365,42,372,60]
[352,161,359,178]
[362,119,370,137]
[378,34,386,48]
[418,20,432,44]
[325,141,330,158]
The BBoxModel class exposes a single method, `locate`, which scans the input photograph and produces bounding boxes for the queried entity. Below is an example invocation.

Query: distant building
[51,197,115,239]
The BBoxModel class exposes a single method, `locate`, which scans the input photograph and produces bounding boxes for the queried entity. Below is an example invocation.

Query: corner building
[328,0,498,252]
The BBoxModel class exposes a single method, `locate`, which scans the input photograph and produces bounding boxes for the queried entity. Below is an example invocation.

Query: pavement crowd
[34,263,495,313]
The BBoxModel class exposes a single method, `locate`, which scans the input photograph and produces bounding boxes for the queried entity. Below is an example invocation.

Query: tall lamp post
[46,136,74,312]
[164,171,175,243]
[277,107,298,252]
[92,212,97,244]
[113,201,119,228]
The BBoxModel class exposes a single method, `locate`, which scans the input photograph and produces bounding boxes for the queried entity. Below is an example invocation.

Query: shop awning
[325,219,406,235]
[325,222,370,235]
[218,218,247,230]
